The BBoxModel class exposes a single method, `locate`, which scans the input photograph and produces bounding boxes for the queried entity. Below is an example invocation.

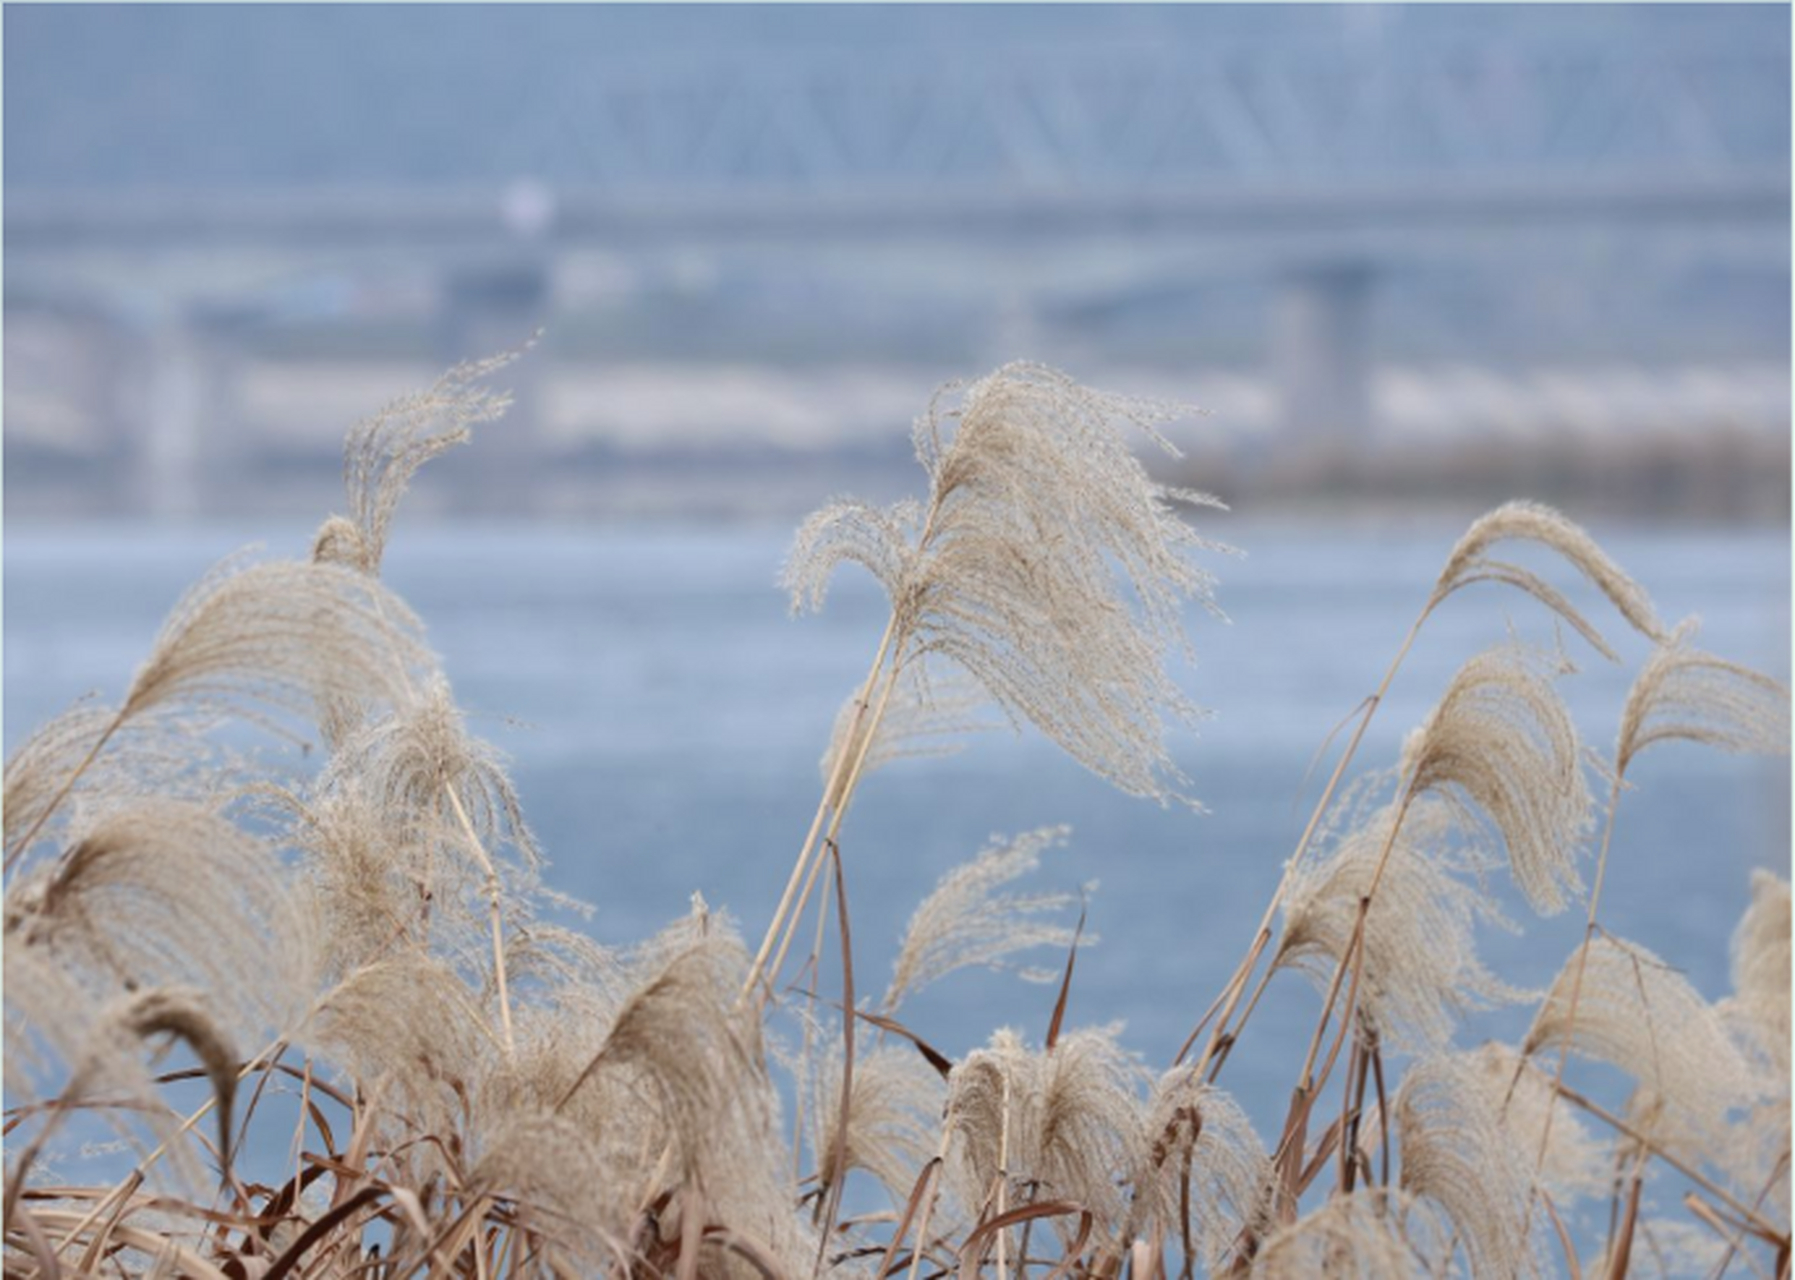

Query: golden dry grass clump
[4,356,1790,1280]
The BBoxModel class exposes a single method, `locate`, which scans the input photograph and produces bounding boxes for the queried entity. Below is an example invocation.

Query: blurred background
[7,3,1791,523]
[6,3,1791,1183]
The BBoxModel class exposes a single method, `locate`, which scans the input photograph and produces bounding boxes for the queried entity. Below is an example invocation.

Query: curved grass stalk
[1180,612,1426,1081]
[742,613,901,1007]
[765,656,910,1004]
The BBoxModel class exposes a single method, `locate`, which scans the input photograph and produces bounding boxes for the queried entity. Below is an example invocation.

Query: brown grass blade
[877,1157,944,1279]
[956,1201,1080,1280]
[1045,902,1087,1052]
[815,839,857,1278]
[854,1009,955,1080]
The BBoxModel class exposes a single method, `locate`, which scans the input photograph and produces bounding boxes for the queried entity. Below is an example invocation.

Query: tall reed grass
[4,356,1789,1278]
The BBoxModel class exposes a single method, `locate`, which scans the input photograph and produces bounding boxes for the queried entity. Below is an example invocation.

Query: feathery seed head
[1717,873,1792,1206]
[573,930,767,1185]
[6,797,316,1044]
[811,1043,945,1205]
[946,1026,1146,1241]
[1400,642,1592,915]
[1617,617,1791,777]
[885,826,1084,1012]
[4,699,229,867]
[1253,1189,1451,1279]
[818,664,995,810]
[124,553,431,736]
[1729,870,1791,1066]
[319,346,522,578]
[1525,933,1759,1160]
[1277,797,1527,1049]
[1395,1053,1546,1279]
[1473,1043,1607,1207]
[1138,1068,1269,1273]
[786,363,1234,806]
[1431,501,1665,658]
[323,676,538,868]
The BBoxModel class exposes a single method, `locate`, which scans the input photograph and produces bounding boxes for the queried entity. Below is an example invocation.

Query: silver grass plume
[321,676,536,868]
[946,1026,1147,1243]
[501,922,626,1013]
[1027,1027,1149,1239]
[472,945,651,1257]
[564,913,818,1279]
[1394,1053,1545,1280]
[784,362,1232,806]
[1399,642,1593,916]
[1726,870,1791,1070]
[306,952,499,1150]
[1472,1044,1607,1207]
[811,1042,945,1206]
[1,938,89,1102]
[1616,617,1791,776]
[1251,1188,1451,1279]
[1275,797,1526,1050]
[3,555,430,872]
[313,346,522,577]
[483,971,617,1127]
[943,1027,1029,1225]
[885,826,1084,1012]
[1137,1067,1270,1274]
[817,664,993,810]
[314,677,539,970]
[123,553,428,734]
[466,1108,635,1274]
[1524,933,1758,1160]
[108,987,241,1162]
[1717,872,1790,1213]
[1430,501,1665,660]
[4,797,316,1045]
[561,927,768,1193]
[3,700,230,861]
[293,784,426,975]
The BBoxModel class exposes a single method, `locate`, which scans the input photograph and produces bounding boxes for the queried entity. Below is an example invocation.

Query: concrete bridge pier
[1273,263,1374,446]
[131,303,253,522]
[137,315,206,522]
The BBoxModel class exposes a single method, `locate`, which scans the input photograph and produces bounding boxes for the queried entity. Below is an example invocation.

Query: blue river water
[5,516,1790,1171]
